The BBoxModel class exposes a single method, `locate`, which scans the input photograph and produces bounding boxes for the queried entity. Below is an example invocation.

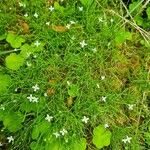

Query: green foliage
[129,1,142,15]
[54,2,65,13]
[68,84,79,97]
[0,74,11,94]
[5,53,24,70]
[6,33,25,48]
[92,125,112,149]
[0,33,6,41]
[2,111,24,132]
[146,7,150,20]
[71,138,87,150]
[20,44,33,58]
[80,0,94,7]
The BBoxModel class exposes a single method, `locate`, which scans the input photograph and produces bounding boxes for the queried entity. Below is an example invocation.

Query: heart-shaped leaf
[92,125,112,149]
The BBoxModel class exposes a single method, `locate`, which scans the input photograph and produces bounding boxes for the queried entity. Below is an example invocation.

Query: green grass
[0,0,150,150]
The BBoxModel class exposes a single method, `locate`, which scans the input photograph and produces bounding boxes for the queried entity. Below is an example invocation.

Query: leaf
[52,25,67,32]
[20,44,33,58]
[3,111,24,132]
[129,1,142,15]
[5,53,24,70]
[80,0,94,7]
[20,22,30,33]
[54,2,65,13]
[6,32,25,48]
[68,84,79,97]
[0,74,11,94]
[0,33,7,41]
[146,7,150,20]
[71,138,87,150]
[92,125,112,149]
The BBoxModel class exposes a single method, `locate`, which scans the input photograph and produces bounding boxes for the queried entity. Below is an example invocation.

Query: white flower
[34,13,38,18]
[33,55,37,58]
[96,83,100,88]
[80,40,87,48]
[49,6,54,12]
[32,84,40,92]
[104,123,109,128]
[122,136,132,144]
[101,96,107,102]
[24,13,28,17]
[60,129,68,136]
[67,81,71,86]
[34,40,41,47]
[110,18,114,23]
[46,22,50,26]
[45,114,53,122]
[7,136,14,143]
[98,17,103,22]
[44,92,48,97]
[92,48,97,53]
[32,97,39,103]
[101,76,105,80]
[0,142,2,146]
[27,62,32,67]
[53,132,60,138]
[128,104,135,110]
[19,2,26,7]
[70,21,76,24]
[66,24,71,29]
[82,116,89,124]
[79,7,83,11]
[27,94,34,102]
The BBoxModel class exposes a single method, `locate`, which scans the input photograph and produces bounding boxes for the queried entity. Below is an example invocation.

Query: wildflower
[97,83,100,88]
[92,48,97,53]
[46,22,50,26]
[70,21,76,24]
[0,142,2,146]
[33,55,37,58]
[104,123,109,128]
[45,114,53,122]
[49,6,54,12]
[44,92,48,97]
[53,132,60,138]
[19,2,26,7]
[110,18,114,23]
[24,13,28,17]
[122,136,132,144]
[67,81,71,86]
[27,94,34,102]
[128,104,135,110]
[32,97,39,103]
[101,76,105,80]
[60,129,68,136]
[34,13,38,18]
[34,40,40,47]
[80,40,87,48]
[66,24,71,29]
[98,17,103,22]
[27,62,32,67]
[7,136,14,143]
[101,96,107,102]
[79,6,83,11]
[82,116,89,124]
[32,84,40,92]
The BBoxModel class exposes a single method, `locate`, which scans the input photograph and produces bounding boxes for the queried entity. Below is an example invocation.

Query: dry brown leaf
[47,88,55,96]
[66,96,73,107]
[20,21,29,33]
[48,79,56,84]
[52,25,67,32]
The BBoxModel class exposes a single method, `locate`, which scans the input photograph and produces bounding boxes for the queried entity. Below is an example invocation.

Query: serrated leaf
[92,125,112,149]
[0,74,11,94]
[6,33,25,48]
[5,53,24,70]
[3,112,24,132]
[68,84,79,97]
[80,0,93,7]
[71,138,87,150]
[146,7,150,20]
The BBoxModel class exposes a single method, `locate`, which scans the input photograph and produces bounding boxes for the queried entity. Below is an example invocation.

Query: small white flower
[92,48,97,53]
[32,97,39,103]
[110,18,114,23]
[101,96,107,102]
[33,55,37,58]
[32,84,40,92]
[53,132,60,138]
[79,6,83,11]
[104,123,109,128]
[60,129,68,136]
[27,62,32,67]
[0,142,2,146]
[19,2,26,7]
[27,94,34,102]
[80,40,87,48]
[128,104,135,110]
[96,83,100,88]
[101,76,105,80]
[7,136,14,143]
[44,92,48,97]
[82,116,89,124]
[34,13,38,18]
[67,81,71,86]
[122,136,132,144]
[98,17,103,22]
[70,21,76,24]
[45,114,53,122]
[34,41,41,47]
[46,22,50,26]
[66,24,71,29]
[24,13,28,17]
[49,6,54,12]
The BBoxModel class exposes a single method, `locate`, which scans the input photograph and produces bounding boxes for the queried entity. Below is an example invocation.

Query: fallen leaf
[19,21,29,33]
[47,88,55,96]
[52,25,67,32]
